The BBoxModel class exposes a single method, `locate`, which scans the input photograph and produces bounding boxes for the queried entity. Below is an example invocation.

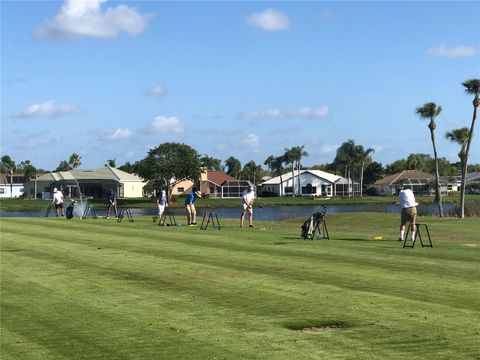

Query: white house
[260,170,360,197]
[0,173,24,198]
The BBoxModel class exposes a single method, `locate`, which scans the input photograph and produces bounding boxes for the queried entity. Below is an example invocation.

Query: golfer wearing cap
[240,186,255,228]
[52,187,64,217]
[157,189,168,219]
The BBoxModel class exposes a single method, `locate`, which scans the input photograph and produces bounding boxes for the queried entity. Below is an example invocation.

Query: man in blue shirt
[185,187,201,226]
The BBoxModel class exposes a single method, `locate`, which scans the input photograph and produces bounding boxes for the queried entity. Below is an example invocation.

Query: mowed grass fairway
[1,213,479,359]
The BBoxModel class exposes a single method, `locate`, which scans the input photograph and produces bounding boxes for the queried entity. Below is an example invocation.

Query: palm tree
[241,160,262,185]
[264,155,275,176]
[356,145,375,197]
[334,140,356,197]
[271,156,285,196]
[106,158,116,168]
[68,153,82,169]
[461,79,480,218]
[283,147,296,196]
[445,127,469,218]
[224,156,241,178]
[1,155,16,198]
[416,102,444,217]
[291,145,309,196]
[200,155,222,171]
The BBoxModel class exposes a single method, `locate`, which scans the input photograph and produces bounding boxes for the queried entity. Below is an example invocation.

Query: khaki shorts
[242,204,253,213]
[401,207,417,226]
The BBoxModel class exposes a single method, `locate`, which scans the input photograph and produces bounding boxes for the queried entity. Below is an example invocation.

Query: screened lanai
[221,180,254,198]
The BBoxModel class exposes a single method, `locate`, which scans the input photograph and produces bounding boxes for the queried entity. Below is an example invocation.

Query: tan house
[371,170,451,195]
[170,170,251,198]
[23,166,145,199]
[170,179,195,195]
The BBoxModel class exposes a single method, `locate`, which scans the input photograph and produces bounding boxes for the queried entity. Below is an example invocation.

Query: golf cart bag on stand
[301,206,329,240]
[66,201,75,219]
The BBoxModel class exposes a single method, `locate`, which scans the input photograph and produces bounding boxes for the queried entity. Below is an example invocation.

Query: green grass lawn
[1,213,479,359]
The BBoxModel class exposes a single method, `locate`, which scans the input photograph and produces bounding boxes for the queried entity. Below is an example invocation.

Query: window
[177,187,185,193]
[284,186,293,193]
[302,184,316,194]
[0,189,4,194]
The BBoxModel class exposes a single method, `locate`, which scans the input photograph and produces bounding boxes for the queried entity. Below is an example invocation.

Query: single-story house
[23,166,145,199]
[0,173,25,198]
[260,170,360,197]
[170,179,195,196]
[199,171,254,198]
[371,170,454,196]
[450,172,480,194]
[169,170,254,198]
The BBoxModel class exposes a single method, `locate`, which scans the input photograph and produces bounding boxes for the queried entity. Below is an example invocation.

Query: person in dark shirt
[106,188,118,219]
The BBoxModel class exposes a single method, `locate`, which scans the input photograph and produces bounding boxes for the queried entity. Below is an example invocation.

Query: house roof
[260,169,351,185]
[374,170,436,186]
[206,171,237,186]
[35,166,144,183]
[0,174,25,184]
[466,172,480,183]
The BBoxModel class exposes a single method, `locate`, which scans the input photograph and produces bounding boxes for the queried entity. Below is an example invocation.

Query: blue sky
[1,0,479,171]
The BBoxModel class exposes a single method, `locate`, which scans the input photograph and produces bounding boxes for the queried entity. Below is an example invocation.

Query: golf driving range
[1,213,479,359]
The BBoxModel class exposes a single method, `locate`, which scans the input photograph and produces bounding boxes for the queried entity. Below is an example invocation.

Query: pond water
[2,202,476,220]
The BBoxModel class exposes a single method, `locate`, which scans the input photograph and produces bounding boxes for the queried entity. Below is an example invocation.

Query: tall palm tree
[334,140,356,197]
[264,155,275,176]
[445,127,469,218]
[356,145,375,197]
[1,155,16,198]
[461,79,480,218]
[224,156,241,178]
[68,153,82,169]
[271,156,285,196]
[291,145,309,196]
[283,147,295,196]
[416,102,444,217]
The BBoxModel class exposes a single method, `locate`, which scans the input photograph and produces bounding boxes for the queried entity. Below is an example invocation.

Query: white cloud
[240,134,260,148]
[427,43,476,59]
[240,108,283,120]
[239,106,329,120]
[35,0,151,40]
[246,9,291,32]
[292,106,329,119]
[146,85,167,96]
[13,100,82,118]
[147,116,185,134]
[104,128,133,140]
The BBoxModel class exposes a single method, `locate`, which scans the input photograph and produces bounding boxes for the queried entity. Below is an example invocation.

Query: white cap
[249,186,254,191]
[53,187,57,192]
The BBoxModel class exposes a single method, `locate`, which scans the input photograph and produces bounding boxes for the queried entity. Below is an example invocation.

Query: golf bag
[301,206,327,240]
[65,202,74,219]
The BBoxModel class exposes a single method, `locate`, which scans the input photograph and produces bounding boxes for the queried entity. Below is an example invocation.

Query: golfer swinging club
[240,186,255,228]
[398,187,419,241]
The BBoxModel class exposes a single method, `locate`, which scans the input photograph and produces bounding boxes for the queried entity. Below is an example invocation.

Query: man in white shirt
[240,186,255,228]
[398,187,418,241]
[52,187,64,217]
